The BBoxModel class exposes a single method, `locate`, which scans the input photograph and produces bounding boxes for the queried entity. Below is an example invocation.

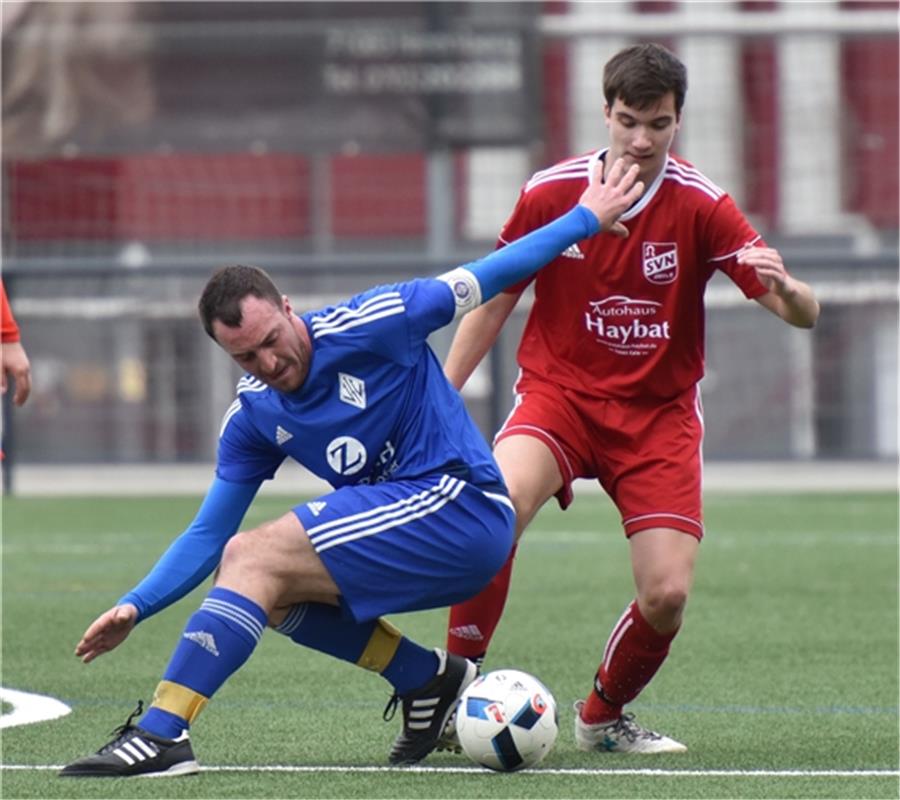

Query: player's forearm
[436,160,637,322]
[464,205,599,303]
[759,277,819,328]
[118,477,259,621]
[773,278,820,328]
[437,206,599,319]
[119,536,225,623]
[444,292,518,390]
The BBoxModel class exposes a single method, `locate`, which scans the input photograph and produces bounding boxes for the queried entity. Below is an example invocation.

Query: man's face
[212,294,311,393]
[604,93,680,186]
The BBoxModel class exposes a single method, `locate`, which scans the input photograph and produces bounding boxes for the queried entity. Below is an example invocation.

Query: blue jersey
[119,205,600,621]
[216,278,504,492]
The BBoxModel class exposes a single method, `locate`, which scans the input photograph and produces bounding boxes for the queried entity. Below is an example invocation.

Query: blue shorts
[293,473,515,622]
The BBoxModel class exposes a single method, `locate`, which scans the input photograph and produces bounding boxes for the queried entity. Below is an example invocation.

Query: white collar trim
[592,149,668,221]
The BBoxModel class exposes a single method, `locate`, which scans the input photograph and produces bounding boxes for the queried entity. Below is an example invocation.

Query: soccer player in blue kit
[59,158,644,778]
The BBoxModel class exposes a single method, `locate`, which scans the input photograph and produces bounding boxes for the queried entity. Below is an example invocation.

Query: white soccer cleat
[435,710,462,753]
[573,701,687,754]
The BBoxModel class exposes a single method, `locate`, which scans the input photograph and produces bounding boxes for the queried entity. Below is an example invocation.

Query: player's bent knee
[219,521,290,576]
[219,530,255,571]
[641,582,690,621]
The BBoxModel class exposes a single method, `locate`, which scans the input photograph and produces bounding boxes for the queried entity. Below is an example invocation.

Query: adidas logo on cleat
[59,701,200,778]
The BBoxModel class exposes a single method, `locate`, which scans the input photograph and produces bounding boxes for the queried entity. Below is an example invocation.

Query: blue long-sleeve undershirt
[117,477,260,623]
[461,204,600,302]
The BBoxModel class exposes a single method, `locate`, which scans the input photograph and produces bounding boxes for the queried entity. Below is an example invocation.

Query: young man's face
[604,92,680,186]
[212,294,311,393]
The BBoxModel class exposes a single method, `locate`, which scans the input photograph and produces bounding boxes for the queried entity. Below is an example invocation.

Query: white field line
[2,764,899,778]
[3,764,899,778]
[0,689,70,729]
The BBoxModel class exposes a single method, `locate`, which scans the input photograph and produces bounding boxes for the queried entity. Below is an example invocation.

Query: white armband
[437,267,482,320]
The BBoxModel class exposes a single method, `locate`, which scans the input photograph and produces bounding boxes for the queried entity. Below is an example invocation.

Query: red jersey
[502,150,768,400]
[1,280,21,343]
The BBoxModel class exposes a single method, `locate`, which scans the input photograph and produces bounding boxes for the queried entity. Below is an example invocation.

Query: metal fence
[2,1,897,481]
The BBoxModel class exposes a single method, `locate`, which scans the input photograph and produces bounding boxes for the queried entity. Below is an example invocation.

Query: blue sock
[140,587,267,739]
[275,603,437,695]
[381,637,439,694]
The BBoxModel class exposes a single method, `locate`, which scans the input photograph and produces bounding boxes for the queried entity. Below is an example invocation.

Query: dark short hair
[603,43,687,116]
[198,264,283,339]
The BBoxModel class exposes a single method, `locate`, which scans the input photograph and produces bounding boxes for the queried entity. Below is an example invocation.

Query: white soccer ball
[455,669,558,772]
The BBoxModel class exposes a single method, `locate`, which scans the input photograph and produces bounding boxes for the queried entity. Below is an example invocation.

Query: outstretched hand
[74,604,138,664]
[737,246,794,295]
[1,341,32,406]
[578,158,644,238]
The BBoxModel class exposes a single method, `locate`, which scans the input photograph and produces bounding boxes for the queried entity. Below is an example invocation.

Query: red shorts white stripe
[494,375,705,540]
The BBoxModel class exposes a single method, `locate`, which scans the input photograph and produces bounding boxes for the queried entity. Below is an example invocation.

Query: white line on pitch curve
[0,688,71,729]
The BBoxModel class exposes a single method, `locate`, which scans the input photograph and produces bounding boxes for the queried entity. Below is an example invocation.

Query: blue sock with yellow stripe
[276,603,437,694]
[139,587,267,740]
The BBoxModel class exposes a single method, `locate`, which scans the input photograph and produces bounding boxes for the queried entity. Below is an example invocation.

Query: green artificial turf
[2,490,897,799]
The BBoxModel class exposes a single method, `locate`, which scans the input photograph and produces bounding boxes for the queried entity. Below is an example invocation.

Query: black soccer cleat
[436,658,483,754]
[384,649,477,766]
[59,701,200,778]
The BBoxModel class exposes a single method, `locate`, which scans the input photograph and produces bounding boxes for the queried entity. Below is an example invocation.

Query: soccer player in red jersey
[443,43,819,753]
[1,279,32,407]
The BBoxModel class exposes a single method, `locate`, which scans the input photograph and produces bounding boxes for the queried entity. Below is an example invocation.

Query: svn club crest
[642,242,678,284]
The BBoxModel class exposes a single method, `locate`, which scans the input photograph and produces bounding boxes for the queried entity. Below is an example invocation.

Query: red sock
[446,546,518,661]
[581,600,679,724]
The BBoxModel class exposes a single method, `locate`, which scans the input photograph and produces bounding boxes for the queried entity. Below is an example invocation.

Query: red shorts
[495,376,705,539]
